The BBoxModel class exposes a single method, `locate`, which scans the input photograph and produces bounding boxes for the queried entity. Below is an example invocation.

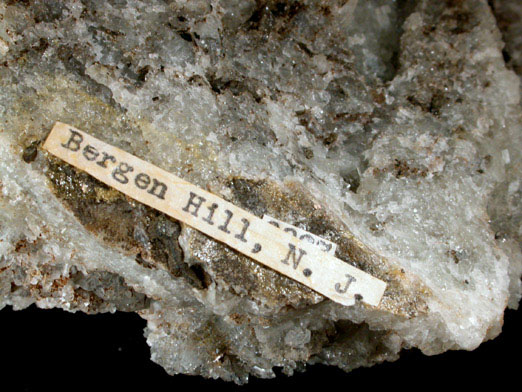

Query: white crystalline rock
[0,0,521,383]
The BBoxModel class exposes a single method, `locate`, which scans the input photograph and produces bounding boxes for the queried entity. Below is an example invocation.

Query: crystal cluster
[0,0,520,383]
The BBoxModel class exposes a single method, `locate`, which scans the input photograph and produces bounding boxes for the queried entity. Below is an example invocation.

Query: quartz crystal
[0,0,521,383]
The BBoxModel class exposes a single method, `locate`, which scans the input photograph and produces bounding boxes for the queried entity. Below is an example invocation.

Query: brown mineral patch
[372,159,429,179]
[14,238,41,254]
[185,229,322,308]
[22,141,39,163]
[45,156,208,290]
[192,177,431,315]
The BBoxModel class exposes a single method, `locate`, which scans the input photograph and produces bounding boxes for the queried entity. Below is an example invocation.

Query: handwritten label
[43,122,387,307]
[262,215,337,256]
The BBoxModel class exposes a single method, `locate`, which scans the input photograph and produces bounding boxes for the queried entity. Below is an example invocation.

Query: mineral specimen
[0,0,520,383]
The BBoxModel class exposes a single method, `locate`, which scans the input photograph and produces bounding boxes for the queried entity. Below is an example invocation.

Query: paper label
[262,215,337,256]
[43,122,386,307]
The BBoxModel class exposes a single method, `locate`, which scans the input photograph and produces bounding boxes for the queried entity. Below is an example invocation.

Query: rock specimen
[0,0,520,383]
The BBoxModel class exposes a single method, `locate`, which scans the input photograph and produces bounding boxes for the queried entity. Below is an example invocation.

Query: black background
[0,304,519,391]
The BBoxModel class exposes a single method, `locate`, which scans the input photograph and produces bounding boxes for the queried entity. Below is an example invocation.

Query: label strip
[43,122,386,306]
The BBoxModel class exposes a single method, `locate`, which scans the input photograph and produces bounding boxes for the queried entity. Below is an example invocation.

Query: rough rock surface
[0,0,521,383]
[492,0,522,76]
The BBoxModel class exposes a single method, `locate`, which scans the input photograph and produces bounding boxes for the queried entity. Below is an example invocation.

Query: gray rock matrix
[0,0,521,383]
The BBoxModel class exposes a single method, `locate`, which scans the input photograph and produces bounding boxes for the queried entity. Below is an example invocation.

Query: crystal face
[0,0,520,383]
